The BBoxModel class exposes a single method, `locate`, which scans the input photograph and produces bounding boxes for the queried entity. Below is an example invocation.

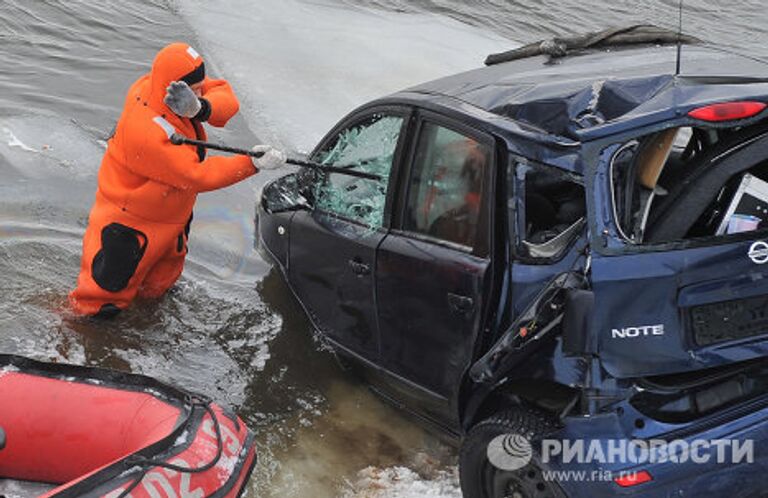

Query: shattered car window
[261,173,311,213]
[611,125,768,244]
[312,114,403,228]
[518,162,585,259]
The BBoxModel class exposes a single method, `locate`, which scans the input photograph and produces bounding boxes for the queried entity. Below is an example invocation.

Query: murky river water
[0,1,765,496]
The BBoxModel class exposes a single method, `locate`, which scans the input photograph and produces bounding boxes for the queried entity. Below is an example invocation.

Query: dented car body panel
[257,41,768,495]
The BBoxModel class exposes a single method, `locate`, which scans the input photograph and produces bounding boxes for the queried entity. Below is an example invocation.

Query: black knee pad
[91,223,148,292]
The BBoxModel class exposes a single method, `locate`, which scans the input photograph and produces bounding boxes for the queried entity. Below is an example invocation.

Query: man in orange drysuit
[70,43,285,318]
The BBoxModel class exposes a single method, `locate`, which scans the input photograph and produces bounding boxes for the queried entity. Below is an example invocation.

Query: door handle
[448,293,475,314]
[348,258,371,276]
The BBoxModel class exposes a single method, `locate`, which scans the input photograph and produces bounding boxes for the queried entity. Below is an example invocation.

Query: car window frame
[390,109,496,258]
[308,105,414,230]
[579,119,768,256]
[600,124,768,253]
[511,158,587,265]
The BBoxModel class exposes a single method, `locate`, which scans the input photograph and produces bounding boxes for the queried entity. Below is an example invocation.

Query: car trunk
[589,121,768,379]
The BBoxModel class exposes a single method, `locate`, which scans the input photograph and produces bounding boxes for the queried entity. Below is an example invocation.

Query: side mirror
[0,426,6,450]
[262,173,313,214]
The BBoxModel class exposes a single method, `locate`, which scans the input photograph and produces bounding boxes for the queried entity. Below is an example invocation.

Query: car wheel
[459,407,564,498]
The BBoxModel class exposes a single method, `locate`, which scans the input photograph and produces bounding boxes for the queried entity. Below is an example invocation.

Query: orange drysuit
[70,43,255,317]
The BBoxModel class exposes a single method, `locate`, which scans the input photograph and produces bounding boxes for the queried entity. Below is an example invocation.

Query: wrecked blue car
[257,25,768,498]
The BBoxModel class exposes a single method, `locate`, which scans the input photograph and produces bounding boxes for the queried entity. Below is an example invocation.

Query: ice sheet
[173,0,512,152]
[5,128,37,153]
[0,115,105,180]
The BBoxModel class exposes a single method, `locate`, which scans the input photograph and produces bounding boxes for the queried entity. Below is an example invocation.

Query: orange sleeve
[200,77,240,127]
[127,120,255,193]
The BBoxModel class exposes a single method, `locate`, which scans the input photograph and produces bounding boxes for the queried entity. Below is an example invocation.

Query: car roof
[387,44,768,173]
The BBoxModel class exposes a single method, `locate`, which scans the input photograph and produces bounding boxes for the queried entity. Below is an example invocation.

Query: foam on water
[344,466,462,498]
[172,0,512,152]
[0,479,56,498]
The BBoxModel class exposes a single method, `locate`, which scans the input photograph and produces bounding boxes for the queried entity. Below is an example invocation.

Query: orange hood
[143,43,205,113]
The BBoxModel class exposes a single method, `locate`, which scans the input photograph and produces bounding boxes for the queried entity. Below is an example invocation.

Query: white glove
[252,145,287,171]
[164,81,202,118]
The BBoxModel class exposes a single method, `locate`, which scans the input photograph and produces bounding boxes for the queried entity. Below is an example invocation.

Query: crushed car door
[289,109,409,360]
[376,114,494,425]
[588,124,768,379]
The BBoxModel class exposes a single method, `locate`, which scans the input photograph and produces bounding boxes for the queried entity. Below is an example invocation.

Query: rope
[116,399,224,498]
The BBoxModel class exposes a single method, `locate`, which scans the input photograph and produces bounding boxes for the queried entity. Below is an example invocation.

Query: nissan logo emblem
[748,241,768,264]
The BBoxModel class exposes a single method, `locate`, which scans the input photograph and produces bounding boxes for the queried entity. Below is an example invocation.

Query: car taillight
[688,101,767,122]
[614,470,653,488]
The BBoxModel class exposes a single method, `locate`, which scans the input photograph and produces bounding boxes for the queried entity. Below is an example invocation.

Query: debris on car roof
[405,33,768,147]
[485,24,702,66]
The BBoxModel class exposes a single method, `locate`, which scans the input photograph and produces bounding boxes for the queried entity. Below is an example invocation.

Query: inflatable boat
[0,354,256,498]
